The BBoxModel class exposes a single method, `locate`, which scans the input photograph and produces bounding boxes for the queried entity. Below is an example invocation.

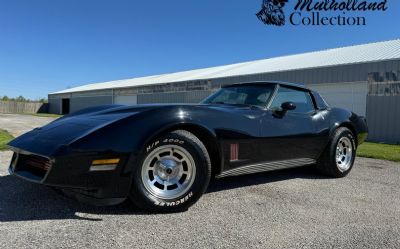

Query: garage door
[114,95,137,105]
[307,82,368,116]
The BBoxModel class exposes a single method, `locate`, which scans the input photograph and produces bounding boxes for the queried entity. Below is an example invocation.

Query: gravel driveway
[0,113,55,137]
[0,114,399,248]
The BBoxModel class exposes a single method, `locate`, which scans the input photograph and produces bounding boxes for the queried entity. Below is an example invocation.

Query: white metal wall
[137,91,212,104]
[307,82,368,116]
[114,95,138,105]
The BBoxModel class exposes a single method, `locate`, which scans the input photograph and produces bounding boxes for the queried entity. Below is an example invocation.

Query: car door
[258,85,324,162]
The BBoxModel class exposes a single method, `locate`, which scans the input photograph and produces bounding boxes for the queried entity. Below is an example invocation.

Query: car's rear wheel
[316,127,356,178]
[129,130,211,212]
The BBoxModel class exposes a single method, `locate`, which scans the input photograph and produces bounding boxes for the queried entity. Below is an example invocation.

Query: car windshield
[202,85,275,108]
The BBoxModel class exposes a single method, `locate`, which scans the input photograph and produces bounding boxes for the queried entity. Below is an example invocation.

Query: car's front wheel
[129,130,211,212]
[316,127,356,178]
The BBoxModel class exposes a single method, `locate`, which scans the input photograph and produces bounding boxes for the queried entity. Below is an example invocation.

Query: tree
[15,96,26,102]
[1,96,9,101]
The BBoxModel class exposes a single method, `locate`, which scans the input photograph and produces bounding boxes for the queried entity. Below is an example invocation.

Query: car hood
[8,103,254,156]
[7,105,150,156]
[7,104,198,156]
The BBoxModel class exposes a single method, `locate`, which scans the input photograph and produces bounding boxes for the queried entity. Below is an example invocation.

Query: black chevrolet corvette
[8,82,368,212]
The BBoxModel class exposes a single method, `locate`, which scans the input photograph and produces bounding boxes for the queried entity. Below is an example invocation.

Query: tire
[129,130,211,212]
[316,127,356,178]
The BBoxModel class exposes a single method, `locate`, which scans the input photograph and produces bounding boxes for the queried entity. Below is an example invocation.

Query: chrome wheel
[336,137,353,172]
[141,145,196,200]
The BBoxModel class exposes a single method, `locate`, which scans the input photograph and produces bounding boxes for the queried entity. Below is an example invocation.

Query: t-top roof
[52,39,400,95]
[225,81,309,90]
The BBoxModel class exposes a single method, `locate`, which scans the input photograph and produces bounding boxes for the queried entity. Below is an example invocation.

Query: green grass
[29,113,63,118]
[0,129,14,151]
[357,142,400,162]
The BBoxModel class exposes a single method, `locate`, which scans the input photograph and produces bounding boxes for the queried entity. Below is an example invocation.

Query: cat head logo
[256,0,288,26]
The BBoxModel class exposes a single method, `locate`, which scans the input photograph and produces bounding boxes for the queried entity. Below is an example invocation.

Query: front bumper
[8,147,136,205]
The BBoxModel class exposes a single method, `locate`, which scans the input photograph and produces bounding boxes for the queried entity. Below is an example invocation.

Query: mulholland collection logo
[257,0,388,26]
[257,0,289,26]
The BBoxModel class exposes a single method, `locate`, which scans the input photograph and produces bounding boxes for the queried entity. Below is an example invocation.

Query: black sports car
[8,82,368,212]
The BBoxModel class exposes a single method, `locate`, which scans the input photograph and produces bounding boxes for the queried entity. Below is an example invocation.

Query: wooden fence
[0,101,48,114]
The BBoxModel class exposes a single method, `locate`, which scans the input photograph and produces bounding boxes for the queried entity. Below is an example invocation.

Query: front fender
[68,106,218,155]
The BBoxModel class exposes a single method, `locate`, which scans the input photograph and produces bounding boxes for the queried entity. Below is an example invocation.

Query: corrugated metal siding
[137,90,212,104]
[49,59,400,101]
[207,61,395,87]
[70,96,113,113]
[138,92,186,104]
[45,41,400,144]
[71,90,112,97]
[114,95,137,105]
[48,60,399,115]
[366,95,400,144]
[52,40,400,94]
[366,79,400,144]
[307,82,368,116]
[48,98,61,114]
[369,82,400,96]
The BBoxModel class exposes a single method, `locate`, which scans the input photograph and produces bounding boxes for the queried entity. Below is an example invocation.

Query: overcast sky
[0,0,399,99]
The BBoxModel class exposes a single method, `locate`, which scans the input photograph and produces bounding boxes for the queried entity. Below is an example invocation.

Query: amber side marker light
[90,158,120,171]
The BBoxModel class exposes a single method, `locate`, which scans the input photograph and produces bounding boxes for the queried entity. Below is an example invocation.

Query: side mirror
[272,102,296,118]
[281,102,296,111]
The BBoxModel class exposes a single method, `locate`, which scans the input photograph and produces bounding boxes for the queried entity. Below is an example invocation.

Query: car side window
[211,90,247,104]
[270,86,315,113]
[203,85,275,107]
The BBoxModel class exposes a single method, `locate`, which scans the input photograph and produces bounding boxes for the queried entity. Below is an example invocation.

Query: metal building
[48,39,400,144]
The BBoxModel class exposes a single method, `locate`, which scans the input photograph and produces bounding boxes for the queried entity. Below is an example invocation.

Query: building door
[61,98,70,114]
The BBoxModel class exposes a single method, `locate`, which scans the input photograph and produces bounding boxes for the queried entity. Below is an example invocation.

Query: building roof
[52,39,400,95]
